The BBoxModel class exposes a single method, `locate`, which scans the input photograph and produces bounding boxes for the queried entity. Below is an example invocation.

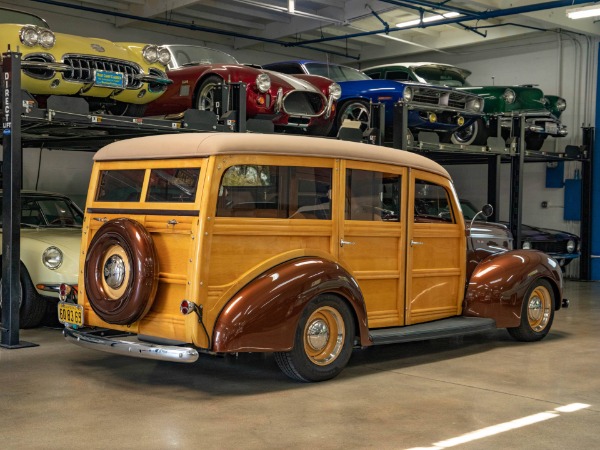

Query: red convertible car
[144,45,341,135]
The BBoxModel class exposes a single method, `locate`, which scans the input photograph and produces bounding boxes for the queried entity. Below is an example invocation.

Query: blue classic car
[262,60,484,142]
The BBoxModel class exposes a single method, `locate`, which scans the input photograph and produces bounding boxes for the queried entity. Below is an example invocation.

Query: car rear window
[95,169,145,202]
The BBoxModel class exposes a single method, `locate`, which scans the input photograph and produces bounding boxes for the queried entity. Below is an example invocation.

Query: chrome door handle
[340,239,355,247]
[411,240,424,246]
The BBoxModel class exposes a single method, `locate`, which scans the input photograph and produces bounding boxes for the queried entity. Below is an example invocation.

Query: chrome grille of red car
[283,91,325,117]
[62,55,142,89]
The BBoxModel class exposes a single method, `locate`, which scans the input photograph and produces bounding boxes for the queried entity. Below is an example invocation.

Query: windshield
[304,63,371,81]
[0,8,49,28]
[414,66,470,87]
[168,45,238,68]
[459,200,479,220]
[0,195,84,228]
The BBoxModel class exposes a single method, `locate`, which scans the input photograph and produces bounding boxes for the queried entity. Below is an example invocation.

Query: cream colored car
[0,191,82,328]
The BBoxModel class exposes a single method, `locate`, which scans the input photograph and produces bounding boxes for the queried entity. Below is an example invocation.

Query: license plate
[545,122,558,134]
[58,301,84,327]
[94,70,125,88]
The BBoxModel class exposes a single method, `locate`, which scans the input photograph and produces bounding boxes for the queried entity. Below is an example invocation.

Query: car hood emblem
[91,44,105,52]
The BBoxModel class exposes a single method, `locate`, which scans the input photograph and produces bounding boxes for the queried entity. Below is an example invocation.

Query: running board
[369,317,496,346]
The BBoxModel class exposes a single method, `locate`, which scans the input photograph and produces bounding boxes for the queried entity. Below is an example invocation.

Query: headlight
[566,239,576,253]
[157,47,171,65]
[20,25,39,47]
[328,82,342,100]
[522,241,532,250]
[403,86,413,102]
[256,73,271,93]
[38,29,55,48]
[556,97,567,111]
[503,88,516,104]
[142,44,159,63]
[472,98,483,112]
[42,246,63,270]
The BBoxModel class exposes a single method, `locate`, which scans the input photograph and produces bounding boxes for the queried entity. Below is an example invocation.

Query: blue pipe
[285,0,598,47]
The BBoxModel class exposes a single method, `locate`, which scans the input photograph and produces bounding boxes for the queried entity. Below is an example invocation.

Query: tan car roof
[94,133,450,179]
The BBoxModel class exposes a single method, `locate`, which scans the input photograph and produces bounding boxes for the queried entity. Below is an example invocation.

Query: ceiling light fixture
[566,4,600,19]
[288,0,295,14]
[395,11,462,28]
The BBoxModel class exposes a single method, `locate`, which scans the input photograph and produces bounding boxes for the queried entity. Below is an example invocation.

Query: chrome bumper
[63,327,199,363]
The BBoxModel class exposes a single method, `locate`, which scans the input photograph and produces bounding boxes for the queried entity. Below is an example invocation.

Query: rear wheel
[274,295,355,382]
[507,279,555,342]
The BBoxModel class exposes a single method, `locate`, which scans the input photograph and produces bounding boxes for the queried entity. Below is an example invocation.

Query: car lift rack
[1,49,593,348]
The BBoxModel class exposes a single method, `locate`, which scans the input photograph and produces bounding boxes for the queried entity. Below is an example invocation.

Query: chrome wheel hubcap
[104,255,125,289]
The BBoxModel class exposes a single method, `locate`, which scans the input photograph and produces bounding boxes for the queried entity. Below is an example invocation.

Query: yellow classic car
[0,7,172,115]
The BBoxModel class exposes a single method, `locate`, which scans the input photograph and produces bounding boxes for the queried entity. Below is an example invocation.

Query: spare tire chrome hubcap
[104,255,125,289]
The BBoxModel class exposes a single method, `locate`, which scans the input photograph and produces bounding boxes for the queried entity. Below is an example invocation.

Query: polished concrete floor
[1,281,599,449]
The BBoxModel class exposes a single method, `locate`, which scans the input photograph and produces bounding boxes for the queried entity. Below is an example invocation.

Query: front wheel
[507,279,555,342]
[274,295,355,382]
[450,118,488,145]
[334,99,370,136]
[0,266,47,329]
[195,75,224,113]
[524,134,547,151]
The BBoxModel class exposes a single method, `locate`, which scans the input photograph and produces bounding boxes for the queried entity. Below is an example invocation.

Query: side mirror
[470,204,494,230]
[481,204,493,218]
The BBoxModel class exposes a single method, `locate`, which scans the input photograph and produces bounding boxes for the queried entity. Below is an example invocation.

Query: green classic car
[365,63,567,150]
[0,7,172,115]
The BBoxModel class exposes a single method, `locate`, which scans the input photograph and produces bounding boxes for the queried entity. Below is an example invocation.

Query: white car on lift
[0,191,82,328]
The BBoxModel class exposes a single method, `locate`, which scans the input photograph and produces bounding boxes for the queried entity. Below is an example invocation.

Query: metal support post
[392,101,409,150]
[1,50,36,349]
[219,82,246,133]
[487,154,501,223]
[580,126,594,280]
[365,102,384,145]
[508,115,526,249]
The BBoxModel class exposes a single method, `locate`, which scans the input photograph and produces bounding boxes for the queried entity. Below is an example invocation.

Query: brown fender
[463,249,563,328]
[212,257,370,353]
[85,218,159,325]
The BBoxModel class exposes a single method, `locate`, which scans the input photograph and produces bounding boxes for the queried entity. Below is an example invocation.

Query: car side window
[96,169,145,202]
[146,168,200,202]
[414,179,455,223]
[346,169,401,222]
[386,71,410,81]
[216,164,332,219]
[367,71,381,79]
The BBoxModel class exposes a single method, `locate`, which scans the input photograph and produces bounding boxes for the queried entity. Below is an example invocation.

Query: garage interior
[1,0,599,448]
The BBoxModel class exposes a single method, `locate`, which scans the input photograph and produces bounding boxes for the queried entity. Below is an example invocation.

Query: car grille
[531,241,570,254]
[23,54,55,80]
[62,55,142,89]
[448,92,467,109]
[283,92,325,117]
[412,88,442,106]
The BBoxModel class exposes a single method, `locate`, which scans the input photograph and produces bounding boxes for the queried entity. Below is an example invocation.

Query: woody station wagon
[59,133,564,382]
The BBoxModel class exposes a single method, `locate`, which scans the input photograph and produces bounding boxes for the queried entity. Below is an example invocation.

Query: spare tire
[84,218,159,325]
